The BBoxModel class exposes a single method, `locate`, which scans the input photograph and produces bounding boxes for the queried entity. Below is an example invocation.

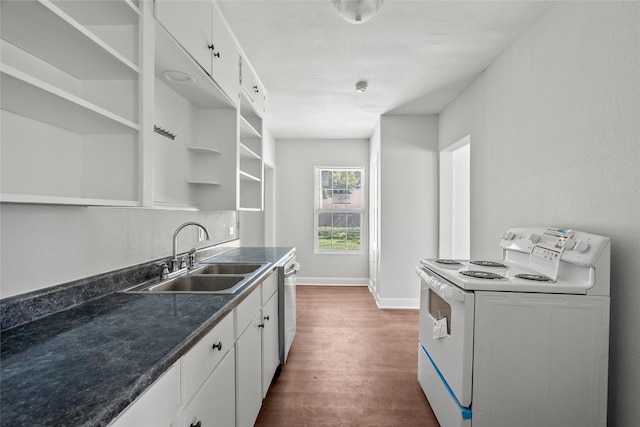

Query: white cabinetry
[153,19,237,210]
[235,271,280,426]
[238,94,264,211]
[155,0,238,103]
[261,274,280,398]
[109,362,181,427]
[0,0,142,206]
[235,284,263,427]
[181,313,236,427]
[240,54,265,115]
[1,0,267,211]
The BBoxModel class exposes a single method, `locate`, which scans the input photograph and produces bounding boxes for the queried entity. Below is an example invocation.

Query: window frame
[313,166,365,255]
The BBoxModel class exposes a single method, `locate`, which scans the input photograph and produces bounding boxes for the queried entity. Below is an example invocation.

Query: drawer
[182,312,234,405]
[235,285,261,337]
[261,271,278,305]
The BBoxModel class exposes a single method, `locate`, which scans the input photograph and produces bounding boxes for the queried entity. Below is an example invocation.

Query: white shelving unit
[238,92,264,211]
[0,0,141,206]
[1,0,268,212]
[153,21,237,211]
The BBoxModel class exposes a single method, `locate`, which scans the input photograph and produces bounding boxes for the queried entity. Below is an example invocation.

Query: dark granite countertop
[0,247,294,427]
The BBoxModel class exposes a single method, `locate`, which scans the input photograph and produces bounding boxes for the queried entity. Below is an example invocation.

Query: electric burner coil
[515,273,553,282]
[460,270,506,280]
[470,260,507,268]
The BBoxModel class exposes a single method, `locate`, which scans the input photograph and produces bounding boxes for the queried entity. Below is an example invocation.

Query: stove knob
[564,238,576,250]
[574,240,589,253]
[502,231,515,241]
[529,233,540,243]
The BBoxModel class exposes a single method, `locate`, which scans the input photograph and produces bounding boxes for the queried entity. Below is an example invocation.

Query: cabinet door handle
[263,315,270,321]
[253,85,259,93]
[212,342,222,351]
[207,44,221,58]
[190,421,202,427]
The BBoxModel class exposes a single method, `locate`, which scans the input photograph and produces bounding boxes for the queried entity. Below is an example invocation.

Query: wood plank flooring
[256,286,440,427]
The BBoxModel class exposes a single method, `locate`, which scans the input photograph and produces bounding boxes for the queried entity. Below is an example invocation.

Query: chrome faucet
[166,222,210,277]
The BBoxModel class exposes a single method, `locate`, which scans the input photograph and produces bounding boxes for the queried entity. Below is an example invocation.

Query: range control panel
[500,227,610,267]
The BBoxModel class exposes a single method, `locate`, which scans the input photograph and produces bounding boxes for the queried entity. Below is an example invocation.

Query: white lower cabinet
[109,362,181,427]
[182,348,236,427]
[113,273,280,427]
[235,284,263,427]
[261,290,279,398]
[235,271,280,427]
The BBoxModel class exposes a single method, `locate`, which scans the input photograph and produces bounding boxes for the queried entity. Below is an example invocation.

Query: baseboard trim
[369,283,419,309]
[373,297,419,309]
[296,277,368,286]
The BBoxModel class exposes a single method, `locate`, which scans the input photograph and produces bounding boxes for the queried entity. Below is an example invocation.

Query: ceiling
[217,0,551,140]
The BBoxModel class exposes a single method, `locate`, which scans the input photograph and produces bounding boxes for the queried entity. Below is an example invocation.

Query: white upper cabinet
[240,55,266,115]
[155,0,238,105]
[212,3,240,103]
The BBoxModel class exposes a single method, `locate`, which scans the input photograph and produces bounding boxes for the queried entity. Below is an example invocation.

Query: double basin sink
[123,262,268,294]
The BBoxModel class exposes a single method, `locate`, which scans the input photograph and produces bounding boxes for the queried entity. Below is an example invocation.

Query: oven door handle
[416,267,466,302]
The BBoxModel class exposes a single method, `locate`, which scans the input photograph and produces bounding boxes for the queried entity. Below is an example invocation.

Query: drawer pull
[190,421,202,427]
[212,342,222,351]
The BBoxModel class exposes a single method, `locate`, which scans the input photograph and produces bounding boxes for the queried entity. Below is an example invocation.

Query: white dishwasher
[278,254,299,364]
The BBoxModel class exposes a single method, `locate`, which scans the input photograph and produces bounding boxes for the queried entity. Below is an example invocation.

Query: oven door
[417,267,475,408]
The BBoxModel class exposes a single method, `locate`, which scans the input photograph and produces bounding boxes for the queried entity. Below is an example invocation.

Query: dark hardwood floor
[256,286,440,427]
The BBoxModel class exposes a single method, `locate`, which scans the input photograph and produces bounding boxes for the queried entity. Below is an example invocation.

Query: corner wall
[438,2,640,426]
[375,115,439,308]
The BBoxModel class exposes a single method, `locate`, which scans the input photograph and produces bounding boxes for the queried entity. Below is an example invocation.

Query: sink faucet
[170,222,210,274]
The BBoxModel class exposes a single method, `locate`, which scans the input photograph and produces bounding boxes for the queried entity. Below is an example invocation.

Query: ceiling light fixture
[332,0,383,24]
[162,70,197,85]
[355,80,368,93]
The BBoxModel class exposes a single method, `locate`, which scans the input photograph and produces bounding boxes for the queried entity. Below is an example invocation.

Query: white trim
[373,295,419,309]
[295,276,368,286]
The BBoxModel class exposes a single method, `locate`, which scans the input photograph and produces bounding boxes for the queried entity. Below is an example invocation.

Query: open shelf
[240,116,261,139]
[1,0,139,79]
[239,142,261,160]
[1,65,139,133]
[187,146,222,155]
[239,170,261,183]
[0,193,139,207]
[50,0,140,25]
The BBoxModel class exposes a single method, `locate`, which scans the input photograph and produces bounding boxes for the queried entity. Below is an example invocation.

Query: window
[314,167,364,253]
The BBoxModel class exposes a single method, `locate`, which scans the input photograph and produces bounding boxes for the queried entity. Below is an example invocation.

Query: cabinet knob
[212,342,222,351]
[207,44,221,58]
[253,85,259,93]
[263,315,270,321]
[258,323,265,328]
[190,422,202,427]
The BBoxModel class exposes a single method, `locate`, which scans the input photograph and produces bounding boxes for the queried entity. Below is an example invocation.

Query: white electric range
[416,227,610,427]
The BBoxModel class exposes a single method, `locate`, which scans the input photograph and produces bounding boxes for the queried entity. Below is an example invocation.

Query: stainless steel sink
[194,263,265,275]
[122,262,268,294]
[148,275,245,293]
[123,274,247,294]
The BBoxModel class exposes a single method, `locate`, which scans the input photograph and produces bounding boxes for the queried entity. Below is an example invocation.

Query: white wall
[438,2,640,426]
[275,139,369,284]
[0,205,236,298]
[375,115,439,307]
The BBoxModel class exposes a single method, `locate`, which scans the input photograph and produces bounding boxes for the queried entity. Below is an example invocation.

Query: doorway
[439,135,470,259]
